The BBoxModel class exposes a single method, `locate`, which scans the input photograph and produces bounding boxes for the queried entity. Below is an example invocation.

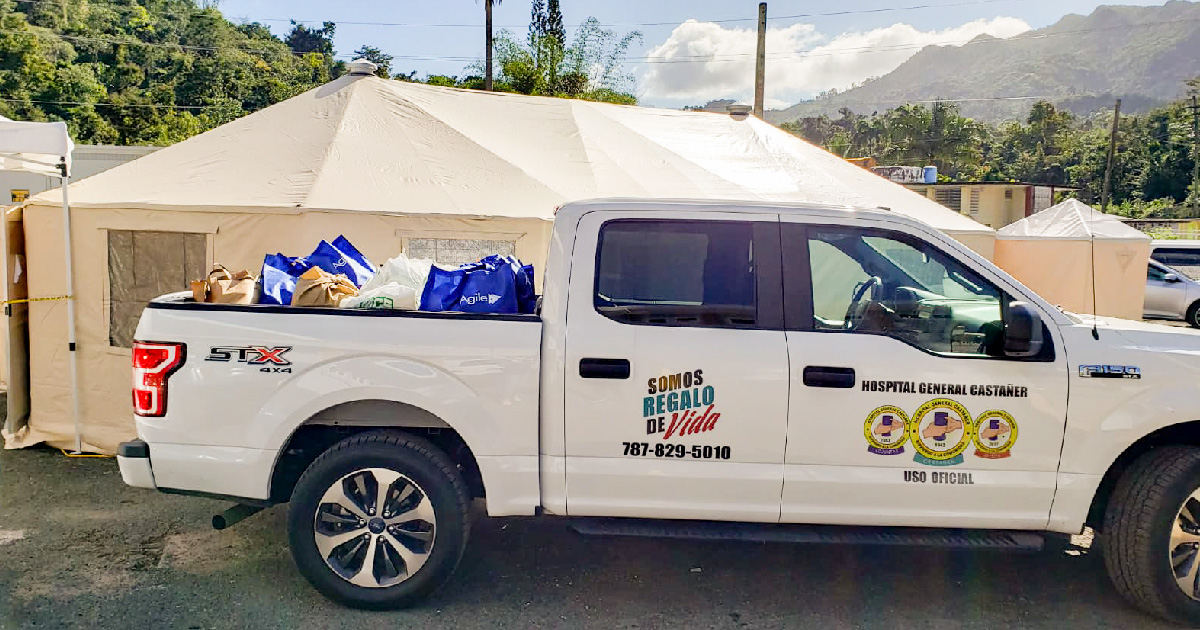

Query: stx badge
[206,346,293,372]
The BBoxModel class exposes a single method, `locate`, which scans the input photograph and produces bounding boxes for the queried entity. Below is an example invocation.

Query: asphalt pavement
[0,444,1178,630]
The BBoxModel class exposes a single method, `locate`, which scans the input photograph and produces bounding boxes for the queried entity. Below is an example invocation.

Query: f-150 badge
[1078,365,1141,379]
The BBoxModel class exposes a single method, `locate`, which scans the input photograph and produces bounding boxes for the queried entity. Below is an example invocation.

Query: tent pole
[59,166,82,454]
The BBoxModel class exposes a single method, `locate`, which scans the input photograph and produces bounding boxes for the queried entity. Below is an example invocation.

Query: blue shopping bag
[306,235,375,288]
[259,253,312,305]
[420,255,521,314]
[511,258,536,315]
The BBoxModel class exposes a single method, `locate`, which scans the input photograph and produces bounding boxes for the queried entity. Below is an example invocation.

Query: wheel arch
[1087,419,1200,530]
[269,400,485,504]
[1186,299,1200,327]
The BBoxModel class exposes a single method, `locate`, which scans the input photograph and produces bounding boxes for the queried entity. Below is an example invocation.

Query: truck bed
[132,292,543,506]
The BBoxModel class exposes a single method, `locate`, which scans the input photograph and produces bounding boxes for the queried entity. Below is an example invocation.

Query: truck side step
[569,518,1043,551]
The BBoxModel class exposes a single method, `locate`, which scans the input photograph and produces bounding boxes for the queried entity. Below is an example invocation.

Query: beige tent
[994,199,1150,320]
[5,63,992,454]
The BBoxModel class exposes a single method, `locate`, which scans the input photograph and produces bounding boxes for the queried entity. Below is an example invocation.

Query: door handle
[803,366,856,389]
[580,358,630,379]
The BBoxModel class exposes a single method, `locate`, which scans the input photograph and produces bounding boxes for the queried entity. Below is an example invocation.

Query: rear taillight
[132,341,185,417]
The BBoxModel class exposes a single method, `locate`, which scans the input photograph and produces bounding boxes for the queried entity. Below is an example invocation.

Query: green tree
[285,21,335,55]
[352,45,393,78]
[488,16,640,103]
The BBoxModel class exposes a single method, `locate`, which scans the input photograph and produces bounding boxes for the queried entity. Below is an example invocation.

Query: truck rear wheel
[1103,445,1200,625]
[287,430,470,609]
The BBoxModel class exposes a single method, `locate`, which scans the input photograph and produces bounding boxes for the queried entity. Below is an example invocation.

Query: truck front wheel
[1104,445,1200,625]
[287,430,471,609]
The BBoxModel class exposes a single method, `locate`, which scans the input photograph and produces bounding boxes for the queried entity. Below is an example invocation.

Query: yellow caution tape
[1,295,73,305]
[59,448,112,459]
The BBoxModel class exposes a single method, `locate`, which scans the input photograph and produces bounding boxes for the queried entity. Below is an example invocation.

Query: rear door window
[594,220,768,328]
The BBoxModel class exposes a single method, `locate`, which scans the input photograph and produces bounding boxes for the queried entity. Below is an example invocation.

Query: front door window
[807,227,1004,357]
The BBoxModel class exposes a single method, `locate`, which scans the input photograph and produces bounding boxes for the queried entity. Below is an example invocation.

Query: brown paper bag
[291,267,358,307]
[191,265,257,304]
[190,280,209,303]
[211,269,256,304]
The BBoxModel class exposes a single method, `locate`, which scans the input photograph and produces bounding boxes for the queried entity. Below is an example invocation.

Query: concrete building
[902,182,1076,229]
[2,144,158,206]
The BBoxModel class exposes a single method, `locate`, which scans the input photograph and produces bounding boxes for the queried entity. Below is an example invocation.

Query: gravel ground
[0,445,1177,630]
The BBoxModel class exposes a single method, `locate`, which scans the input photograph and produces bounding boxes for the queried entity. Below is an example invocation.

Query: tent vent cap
[347,58,379,76]
[727,103,752,120]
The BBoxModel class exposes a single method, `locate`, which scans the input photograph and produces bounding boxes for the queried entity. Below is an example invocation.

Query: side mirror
[1164,273,1183,283]
[1003,301,1044,358]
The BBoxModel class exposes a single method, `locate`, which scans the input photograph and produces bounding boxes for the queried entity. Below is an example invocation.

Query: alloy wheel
[1170,489,1200,599]
[313,468,436,588]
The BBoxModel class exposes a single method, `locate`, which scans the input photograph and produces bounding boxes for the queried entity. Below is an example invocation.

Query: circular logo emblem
[973,410,1018,459]
[864,405,910,455]
[911,398,973,466]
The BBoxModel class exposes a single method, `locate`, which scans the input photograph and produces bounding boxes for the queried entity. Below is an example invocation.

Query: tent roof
[0,116,73,177]
[27,75,990,235]
[997,198,1150,241]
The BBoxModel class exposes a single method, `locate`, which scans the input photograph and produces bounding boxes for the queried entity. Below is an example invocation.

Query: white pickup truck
[119,199,1200,624]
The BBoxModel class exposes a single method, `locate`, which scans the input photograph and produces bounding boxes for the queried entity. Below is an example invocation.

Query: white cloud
[641,17,1032,107]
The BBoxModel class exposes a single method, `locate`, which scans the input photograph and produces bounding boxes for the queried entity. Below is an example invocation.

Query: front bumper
[117,439,156,489]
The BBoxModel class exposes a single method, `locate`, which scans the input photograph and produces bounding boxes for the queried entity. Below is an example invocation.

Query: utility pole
[1101,99,1122,213]
[485,0,494,91]
[754,3,767,118]
[1191,94,1199,216]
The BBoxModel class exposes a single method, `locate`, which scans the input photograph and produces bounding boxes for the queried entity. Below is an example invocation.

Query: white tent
[994,198,1150,319]
[0,115,82,451]
[9,66,993,454]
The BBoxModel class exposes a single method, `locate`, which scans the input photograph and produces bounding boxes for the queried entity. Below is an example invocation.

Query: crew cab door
[563,211,788,522]
[779,218,1069,529]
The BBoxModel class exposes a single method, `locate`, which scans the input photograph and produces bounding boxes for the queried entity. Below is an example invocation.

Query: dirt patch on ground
[158,506,288,573]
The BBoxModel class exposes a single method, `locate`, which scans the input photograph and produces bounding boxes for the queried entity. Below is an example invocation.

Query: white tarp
[994,199,1150,319]
[997,199,1150,241]
[13,73,994,454]
[0,116,73,177]
[0,115,76,450]
[24,75,991,245]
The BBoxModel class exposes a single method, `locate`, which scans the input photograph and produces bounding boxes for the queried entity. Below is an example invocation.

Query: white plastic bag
[340,283,420,310]
[362,253,432,294]
[338,253,432,310]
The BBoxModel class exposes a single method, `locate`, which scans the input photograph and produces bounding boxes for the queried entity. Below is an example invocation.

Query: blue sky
[216,0,1175,108]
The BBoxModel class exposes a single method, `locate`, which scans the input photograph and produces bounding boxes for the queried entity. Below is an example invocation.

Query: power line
[0,96,218,109]
[8,0,1032,29]
[7,15,1199,66]
[632,16,1200,63]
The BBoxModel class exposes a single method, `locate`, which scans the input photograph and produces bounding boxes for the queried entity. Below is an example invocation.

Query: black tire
[1186,302,1200,328]
[1103,445,1200,625]
[287,430,470,610]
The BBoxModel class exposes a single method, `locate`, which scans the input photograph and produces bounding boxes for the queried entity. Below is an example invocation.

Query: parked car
[120,199,1200,625]
[1145,259,1200,327]
[1152,240,1200,280]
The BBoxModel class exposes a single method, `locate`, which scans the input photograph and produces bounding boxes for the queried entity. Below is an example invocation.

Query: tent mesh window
[407,238,516,266]
[108,230,206,348]
[933,188,962,213]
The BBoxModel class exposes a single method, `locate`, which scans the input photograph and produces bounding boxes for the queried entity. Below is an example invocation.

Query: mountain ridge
[766,1,1200,123]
